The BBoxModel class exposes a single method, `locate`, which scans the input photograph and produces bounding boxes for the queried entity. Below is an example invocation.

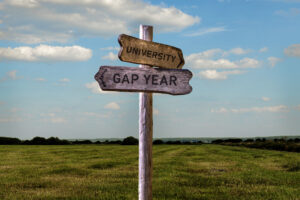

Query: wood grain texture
[94,66,193,95]
[118,34,184,69]
[139,25,153,200]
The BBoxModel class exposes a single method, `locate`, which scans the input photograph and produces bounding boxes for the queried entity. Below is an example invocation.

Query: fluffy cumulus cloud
[186,48,261,80]
[0,45,92,61]
[100,47,120,51]
[284,44,300,57]
[102,52,118,61]
[104,102,120,110]
[268,57,281,67]
[226,48,251,56]
[211,105,289,113]
[85,81,114,94]
[186,48,259,69]
[185,26,226,37]
[0,0,200,43]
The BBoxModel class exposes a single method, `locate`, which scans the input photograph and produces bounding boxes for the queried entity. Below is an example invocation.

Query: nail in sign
[95,66,192,95]
[118,34,185,69]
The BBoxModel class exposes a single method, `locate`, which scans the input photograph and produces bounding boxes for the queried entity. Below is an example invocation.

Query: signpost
[94,66,192,95]
[94,25,192,200]
[118,34,185,69]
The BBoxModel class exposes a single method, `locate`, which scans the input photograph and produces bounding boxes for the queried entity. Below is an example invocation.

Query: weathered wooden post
[138,24,153,200]
[94,24,192,200]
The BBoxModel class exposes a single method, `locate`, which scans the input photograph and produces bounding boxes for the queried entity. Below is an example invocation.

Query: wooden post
[139,25,153,200]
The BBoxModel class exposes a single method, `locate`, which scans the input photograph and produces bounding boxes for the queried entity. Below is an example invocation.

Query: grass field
[0,144,299,200]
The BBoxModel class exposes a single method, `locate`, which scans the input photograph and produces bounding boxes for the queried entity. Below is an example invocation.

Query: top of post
[139,25,153,41]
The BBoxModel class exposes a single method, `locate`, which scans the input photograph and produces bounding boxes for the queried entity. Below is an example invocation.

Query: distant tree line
[0,136,204,146]
[0,136,138,145]
[211,138,300,153]
[1,136,299,152]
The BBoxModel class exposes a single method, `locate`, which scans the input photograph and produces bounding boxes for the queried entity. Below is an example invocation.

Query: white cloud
[7,0,39,8]
[231,105,289,113]
[82,112,110,118]
[35,77,46,82]
[235,58,260,68]
[259,47,268,53]
[59,78,70,82]
[284,44,300,57]
[199,70,245,80]
[186,48,259,70]
[100,46,120,51]
[268,57,281,67]
[40,112,67,123]
[102,52,118,61]
[211,105,289,113]
[104,102,120,110]
[0,45,92,61]
[185,26,226,37]
[187,56,259,69]
[186,49,223,60]
[262,97,271,102]
[211,107,228,113]
[0,0,199,43]
[85,81,115,94]
[226,48,251,56]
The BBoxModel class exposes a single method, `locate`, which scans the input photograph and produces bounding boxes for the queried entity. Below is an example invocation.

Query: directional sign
[118,34,185,69]
[94,66,192,95]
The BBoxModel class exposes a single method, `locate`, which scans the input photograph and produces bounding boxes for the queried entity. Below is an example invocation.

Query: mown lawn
[0,144,299,200]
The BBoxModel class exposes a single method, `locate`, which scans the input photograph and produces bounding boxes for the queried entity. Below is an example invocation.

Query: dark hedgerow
[153,139,164,145]
[0,137,21,145]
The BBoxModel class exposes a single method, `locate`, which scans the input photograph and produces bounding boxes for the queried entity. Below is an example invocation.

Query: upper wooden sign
[95,66,192,95]
[118,34,185,69]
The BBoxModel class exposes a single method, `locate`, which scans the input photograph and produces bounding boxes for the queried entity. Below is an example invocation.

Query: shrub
[122,136,138,145]
[30,136,47,145]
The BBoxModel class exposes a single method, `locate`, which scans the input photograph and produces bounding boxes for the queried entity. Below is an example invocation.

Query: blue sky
[0,0,300,139]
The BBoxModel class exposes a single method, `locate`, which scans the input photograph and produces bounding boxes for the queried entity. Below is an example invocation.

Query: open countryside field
[0,145,299,200]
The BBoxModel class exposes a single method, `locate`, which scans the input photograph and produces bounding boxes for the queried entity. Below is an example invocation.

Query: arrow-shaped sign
[95,66,192,95]
[118,34,185,69]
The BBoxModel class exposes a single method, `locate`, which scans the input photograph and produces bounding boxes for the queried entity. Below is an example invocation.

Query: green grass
[0,145,299,200]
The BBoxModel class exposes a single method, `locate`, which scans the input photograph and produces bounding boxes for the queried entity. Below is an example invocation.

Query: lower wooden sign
[94,66,192,95]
